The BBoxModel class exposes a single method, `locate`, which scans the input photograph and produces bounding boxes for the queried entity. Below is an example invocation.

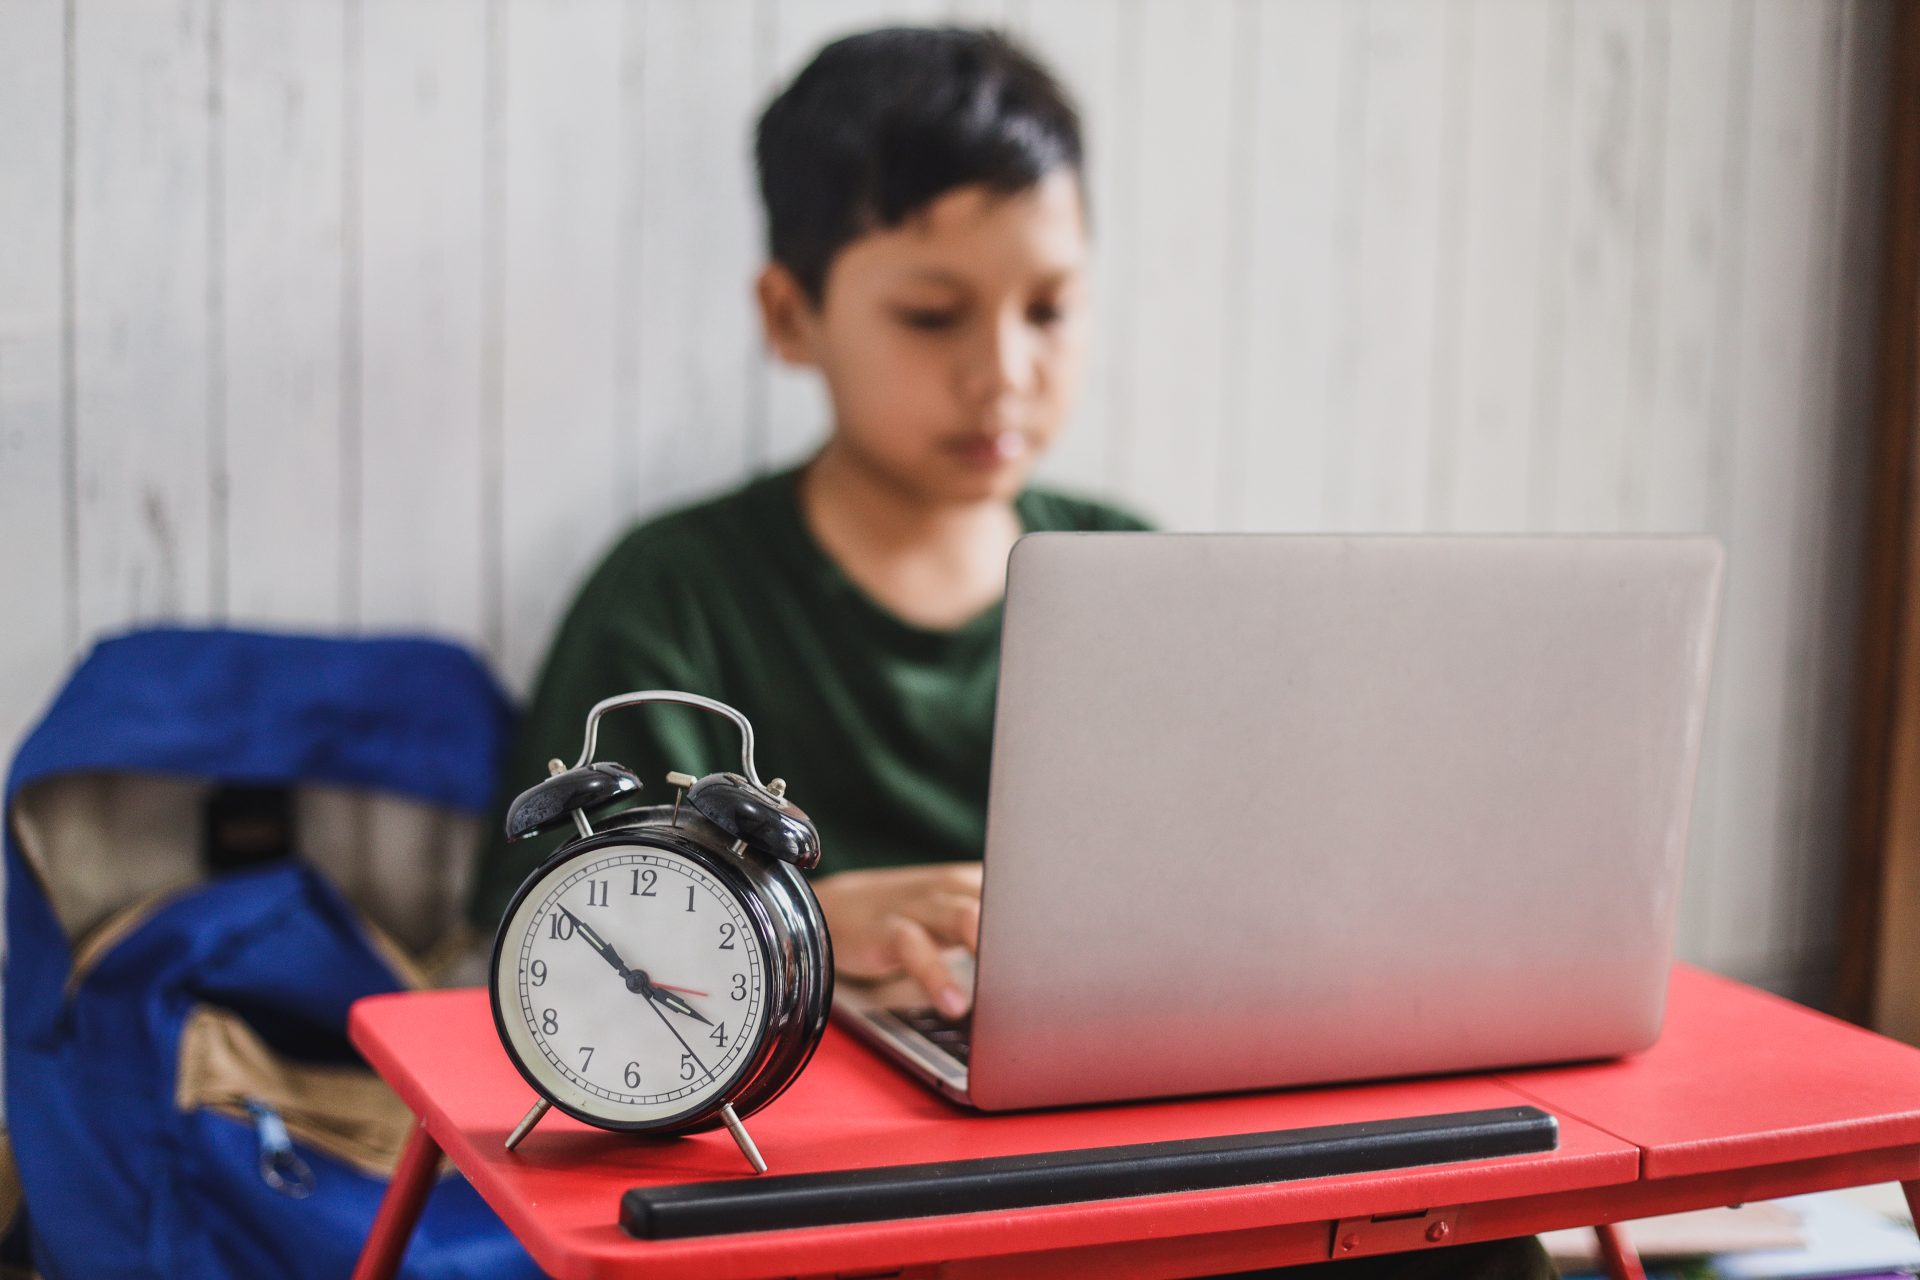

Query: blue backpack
[5,628,543,1279]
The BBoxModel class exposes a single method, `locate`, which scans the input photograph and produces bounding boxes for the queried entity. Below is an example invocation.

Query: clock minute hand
[641,990,717,1085]
[558,907,632,978]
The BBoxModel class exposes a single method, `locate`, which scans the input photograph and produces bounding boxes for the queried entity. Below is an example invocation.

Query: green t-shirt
[465,465,1150,929]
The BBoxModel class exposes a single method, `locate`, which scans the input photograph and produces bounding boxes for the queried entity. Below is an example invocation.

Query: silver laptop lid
[968,534,1723,1110]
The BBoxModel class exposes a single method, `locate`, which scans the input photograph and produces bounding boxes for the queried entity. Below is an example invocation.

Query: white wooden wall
[0,0,1891,1008]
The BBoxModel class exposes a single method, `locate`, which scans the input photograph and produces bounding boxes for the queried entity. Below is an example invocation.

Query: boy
[466,26,1555,1279]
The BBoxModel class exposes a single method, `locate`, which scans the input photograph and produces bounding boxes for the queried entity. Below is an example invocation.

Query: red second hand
[652,982,709,998]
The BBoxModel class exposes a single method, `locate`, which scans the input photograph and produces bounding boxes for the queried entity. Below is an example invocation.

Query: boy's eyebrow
[897,267,1079,289]
[900,269,970,288]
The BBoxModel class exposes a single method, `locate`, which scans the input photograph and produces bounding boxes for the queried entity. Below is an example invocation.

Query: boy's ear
[755,262,822,368]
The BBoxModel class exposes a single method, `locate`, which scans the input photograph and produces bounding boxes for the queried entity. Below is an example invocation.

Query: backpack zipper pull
[245,1098,315,1199]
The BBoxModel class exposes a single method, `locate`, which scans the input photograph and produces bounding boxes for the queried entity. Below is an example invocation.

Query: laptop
[833,533,1725,1111]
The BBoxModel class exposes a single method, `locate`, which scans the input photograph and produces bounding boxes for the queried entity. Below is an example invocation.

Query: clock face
[493,843,770,1127]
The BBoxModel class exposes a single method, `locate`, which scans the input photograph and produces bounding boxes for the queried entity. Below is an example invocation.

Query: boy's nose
[961,314,1035,403]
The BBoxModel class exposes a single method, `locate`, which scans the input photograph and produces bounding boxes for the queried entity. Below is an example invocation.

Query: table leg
[352,1120,442,1280]
[1593,1223,1646,1280]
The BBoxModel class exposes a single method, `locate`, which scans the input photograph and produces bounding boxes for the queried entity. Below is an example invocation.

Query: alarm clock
[488,690,833,1172]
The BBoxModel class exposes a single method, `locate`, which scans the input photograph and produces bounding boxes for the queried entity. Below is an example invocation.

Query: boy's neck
[799,441,1020,551]
[796,440,1026,630]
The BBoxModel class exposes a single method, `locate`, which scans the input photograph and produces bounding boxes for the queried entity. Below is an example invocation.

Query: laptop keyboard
[892,1007,972,1066]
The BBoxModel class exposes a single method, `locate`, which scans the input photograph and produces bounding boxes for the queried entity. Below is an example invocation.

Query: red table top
[1497,964,1920,1179]
[348,964,1920,1280]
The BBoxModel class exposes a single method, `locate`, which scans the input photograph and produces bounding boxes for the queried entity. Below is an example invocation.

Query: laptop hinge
[1328,1206,1460,1257]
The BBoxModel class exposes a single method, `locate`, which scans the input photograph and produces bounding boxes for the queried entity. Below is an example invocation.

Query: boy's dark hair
[755,26,1084,303]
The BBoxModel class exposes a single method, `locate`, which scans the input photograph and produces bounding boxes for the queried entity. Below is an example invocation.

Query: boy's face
[758,169,1089,504]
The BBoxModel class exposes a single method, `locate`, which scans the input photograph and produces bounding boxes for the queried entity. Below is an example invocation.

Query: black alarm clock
[488,690,833,1173]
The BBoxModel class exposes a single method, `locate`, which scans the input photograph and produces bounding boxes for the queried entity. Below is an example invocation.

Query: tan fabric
[9,773,482,955]
[66,887,183,995]
[10,773,206,943]
[173,1006,420,1179]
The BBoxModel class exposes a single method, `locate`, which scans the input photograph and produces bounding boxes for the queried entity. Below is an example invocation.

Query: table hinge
[1329,1206,1462,1257]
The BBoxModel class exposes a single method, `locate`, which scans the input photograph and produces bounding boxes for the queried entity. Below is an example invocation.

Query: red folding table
[348,964,1920,1279]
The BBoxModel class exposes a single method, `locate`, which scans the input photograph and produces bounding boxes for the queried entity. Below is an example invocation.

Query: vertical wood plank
[0,0,72,764]
[1643,0,1743,964]
[1232,0,1353,532]
[1773,0,1851,970]
[626,0,764,525]
[1684,1,1758,977]
[1004,0,1127,501]
[71,0,214,638]
[1540,0,1660,534]
[1702,0,1834,973]
[496,0,624,694]
[1109,0,1237,530]
[1639,0,1739,538]
[355,0,488,643]
[1436,0,1555,532]
[1335,0,1449,532]
[1420,0,1473,531]
[221,1,349,629]
[1214,0,1258,531]
[1521,3,1575,531]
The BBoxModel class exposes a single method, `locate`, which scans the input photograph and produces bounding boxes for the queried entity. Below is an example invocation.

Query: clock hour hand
[645,984,712,1026]
[558,906,632,979]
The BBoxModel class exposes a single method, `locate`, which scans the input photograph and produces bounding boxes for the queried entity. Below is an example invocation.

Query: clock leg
[721,1103,769,1174]
[504,1098,552,1152]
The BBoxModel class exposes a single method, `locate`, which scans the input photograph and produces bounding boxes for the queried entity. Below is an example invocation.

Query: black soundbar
[620,1104,1558,1239]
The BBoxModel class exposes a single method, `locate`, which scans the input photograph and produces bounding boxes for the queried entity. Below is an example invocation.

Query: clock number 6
[625,1062,642,1089]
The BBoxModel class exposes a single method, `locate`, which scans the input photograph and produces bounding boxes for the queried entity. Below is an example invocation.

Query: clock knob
[686,772,821,870]
[502,762,643,842]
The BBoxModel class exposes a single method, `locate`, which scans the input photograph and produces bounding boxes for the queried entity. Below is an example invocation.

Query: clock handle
[574,690,764,788]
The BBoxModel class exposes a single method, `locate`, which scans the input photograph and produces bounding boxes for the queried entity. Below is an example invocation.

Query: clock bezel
[487,811,812,1136]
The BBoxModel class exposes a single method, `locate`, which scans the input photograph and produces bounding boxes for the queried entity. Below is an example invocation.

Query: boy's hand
[813,864,981,1019]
